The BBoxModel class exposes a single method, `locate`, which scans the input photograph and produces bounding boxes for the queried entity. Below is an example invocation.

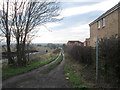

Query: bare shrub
[67,45,92,65]
[99,36,120,86]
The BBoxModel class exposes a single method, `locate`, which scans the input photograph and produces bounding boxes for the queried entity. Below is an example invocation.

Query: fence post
[0,43,2,90]
[96,37,99,82]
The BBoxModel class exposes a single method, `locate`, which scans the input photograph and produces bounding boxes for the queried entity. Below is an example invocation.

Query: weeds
[2,55,58,79]
[64,65,87,88]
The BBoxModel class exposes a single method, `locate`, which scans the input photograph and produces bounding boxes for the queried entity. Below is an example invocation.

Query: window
[102,18,105,27]
[97,21,100,29]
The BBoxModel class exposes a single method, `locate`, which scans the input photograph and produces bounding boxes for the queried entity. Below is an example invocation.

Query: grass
[41,53,63,73]
[64,64,88,88]
[30,52,55,62]
[2,55,58,79]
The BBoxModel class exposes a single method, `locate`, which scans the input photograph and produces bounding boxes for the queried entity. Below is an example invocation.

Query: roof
[67,41,82,43]
[89,2,120,26]
[86,38,90,40]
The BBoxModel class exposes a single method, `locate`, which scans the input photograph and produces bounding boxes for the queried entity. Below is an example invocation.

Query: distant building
[84,38,90,46]
[67,41,83,47]
[89,2,120,47]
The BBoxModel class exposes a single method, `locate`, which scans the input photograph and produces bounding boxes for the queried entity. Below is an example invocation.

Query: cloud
[60,0,119,17]
[58,0,105,2]
[33,0,120,43]
[33,24,90,43]
[51,10,103,31]
[51,25,90,43]
[44,23,61,28]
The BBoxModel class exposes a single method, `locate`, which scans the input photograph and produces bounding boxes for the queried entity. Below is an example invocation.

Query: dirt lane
[2,53,70,88]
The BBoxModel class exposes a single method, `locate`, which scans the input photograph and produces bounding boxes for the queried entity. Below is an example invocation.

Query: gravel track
[2,52,70,88]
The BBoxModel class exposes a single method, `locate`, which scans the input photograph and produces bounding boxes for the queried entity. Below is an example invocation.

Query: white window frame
[102,18,105,27]
[97,21,100,29]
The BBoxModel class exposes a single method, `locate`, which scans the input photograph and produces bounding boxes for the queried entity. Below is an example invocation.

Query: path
[2,53,70,88]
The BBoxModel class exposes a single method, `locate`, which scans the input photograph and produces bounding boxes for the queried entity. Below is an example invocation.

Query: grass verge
[41,53,63,73]
[2,55,58,79]
[64,64,88,88]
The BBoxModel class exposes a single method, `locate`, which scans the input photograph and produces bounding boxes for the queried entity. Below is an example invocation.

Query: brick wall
[90,9,119,47]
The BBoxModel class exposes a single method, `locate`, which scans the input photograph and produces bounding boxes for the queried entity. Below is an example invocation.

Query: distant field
[1,46,55,64]
[2,45,54,52]
[35,46,54,52]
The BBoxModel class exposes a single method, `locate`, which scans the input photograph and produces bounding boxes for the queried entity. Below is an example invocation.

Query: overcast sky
[31,0,120,44]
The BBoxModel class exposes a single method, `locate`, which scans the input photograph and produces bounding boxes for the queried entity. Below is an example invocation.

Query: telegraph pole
[96,37,99,82]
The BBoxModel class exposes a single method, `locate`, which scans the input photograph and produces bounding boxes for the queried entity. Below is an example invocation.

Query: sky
[1,0,120,44]
[32,0,120,44]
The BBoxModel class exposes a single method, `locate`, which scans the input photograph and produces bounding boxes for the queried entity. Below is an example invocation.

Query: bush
[53,48,61,54]
[67,45,92,65]
[99,36,120,86]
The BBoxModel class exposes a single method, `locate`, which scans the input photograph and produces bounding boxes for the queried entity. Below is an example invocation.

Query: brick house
[84,38,90,46]
[89,2,120,47]
[67,41,84,47]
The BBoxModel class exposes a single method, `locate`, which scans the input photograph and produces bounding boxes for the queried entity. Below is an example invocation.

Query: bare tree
[0,0,60,66]
[0,0,15,65]
[0,34,4,43]
[26,34,35,63]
